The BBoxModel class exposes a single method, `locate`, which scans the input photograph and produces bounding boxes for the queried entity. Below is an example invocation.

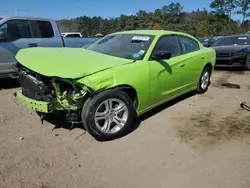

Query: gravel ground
[0,70,250,188]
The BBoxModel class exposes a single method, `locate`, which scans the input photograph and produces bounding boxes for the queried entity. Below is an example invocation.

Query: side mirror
[0,30,7,41]
[151,51,171,60]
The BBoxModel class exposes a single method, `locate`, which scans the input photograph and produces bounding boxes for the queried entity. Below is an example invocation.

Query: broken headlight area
[19,69,55,103]
[51,78,88,110]
[18,66,88,113]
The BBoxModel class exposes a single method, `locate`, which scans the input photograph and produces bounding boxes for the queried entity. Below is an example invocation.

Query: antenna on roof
[15,9,29,16]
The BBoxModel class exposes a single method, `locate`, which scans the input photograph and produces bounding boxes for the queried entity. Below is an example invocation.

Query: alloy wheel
[94,98,129,134]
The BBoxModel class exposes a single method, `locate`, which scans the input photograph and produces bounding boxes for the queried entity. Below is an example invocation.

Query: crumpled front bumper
[16,89,51,113]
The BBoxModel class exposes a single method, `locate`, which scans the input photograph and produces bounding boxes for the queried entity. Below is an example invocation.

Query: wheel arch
[205,62,213,74]
[90,84,139,110]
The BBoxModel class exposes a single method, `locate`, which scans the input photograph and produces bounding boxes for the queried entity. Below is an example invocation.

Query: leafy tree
[58,1,250,38]
[162,2,183,15]
[152,23,161,30]
[210,0,228,15]
[236,0,250,23]
[210,0,240,30]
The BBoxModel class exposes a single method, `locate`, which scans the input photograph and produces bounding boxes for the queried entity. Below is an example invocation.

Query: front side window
[153,35,181,57]
[179,36,200,54]
[89,34,154,60]
[37,21,54,38]
[0,20,31,41]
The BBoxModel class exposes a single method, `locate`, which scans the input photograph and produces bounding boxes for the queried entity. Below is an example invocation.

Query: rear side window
[153,35,181,57]
[37,21,54,38]
[0,20,31,41]
[179,36,199,54]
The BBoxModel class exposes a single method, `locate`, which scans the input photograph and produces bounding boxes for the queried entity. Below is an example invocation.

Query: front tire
[81,89,136,141]
[197,66,211,94]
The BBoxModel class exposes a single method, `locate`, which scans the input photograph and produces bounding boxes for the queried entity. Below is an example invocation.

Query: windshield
[198,38,208,43]
[213,36,249,46]
[88,34,154,60]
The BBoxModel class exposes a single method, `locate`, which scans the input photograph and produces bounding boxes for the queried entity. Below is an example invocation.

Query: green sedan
[15,30,216,140]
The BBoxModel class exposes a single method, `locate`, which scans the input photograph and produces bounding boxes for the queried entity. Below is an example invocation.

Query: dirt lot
[0,70,250,188]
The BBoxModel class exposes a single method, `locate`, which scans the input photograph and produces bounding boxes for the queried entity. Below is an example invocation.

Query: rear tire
[81,89,136,141]
[197,66,211,94]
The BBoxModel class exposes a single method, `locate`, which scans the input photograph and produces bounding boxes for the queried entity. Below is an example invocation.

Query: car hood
[16,47,132,79]
[211,45,248,53]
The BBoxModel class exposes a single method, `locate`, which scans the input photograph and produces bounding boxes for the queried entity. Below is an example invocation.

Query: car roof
[222,35,249,38]
[112,30,195,38]
[0,15,55,22]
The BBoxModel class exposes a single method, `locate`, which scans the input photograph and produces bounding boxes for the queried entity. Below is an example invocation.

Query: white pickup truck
[0,16,100,78]
[61,32,83,38]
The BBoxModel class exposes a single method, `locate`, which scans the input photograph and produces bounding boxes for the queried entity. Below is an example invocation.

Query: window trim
[149,34,182,60]
[0,19,33,42]
[177,35,200,55]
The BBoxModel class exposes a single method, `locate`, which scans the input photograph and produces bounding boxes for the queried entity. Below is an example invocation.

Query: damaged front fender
[75,70,116,93]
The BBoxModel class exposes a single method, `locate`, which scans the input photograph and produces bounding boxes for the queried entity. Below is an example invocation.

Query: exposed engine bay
[14,63,88,123]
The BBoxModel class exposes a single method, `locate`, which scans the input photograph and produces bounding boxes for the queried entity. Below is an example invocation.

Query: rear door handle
[28,43,38,47]
[201,56,205,59]
[180,64,185,67]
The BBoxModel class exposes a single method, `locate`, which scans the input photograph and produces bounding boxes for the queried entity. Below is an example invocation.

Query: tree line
[58,0,250,37]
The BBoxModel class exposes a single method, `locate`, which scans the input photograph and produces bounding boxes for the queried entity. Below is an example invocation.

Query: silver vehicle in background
[0,16,100,78]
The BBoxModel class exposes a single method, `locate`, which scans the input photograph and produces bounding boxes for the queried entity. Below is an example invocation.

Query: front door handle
[180,64,185,67]
[28,43,38,47]
[201,56,205,59]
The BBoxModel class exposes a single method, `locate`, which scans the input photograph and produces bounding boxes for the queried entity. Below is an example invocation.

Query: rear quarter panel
[191,47,216,84]
[203,47,216,70]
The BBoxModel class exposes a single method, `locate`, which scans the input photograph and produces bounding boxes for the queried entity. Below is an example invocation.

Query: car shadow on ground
[127,90,197,137]
[0,78,20,90]
[42,90,197,141]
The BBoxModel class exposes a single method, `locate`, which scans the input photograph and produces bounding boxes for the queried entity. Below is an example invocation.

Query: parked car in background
[0,16,100,78]
[197,37,216,47]
[212,36,224,40]
[211,35,250,69]
[15,30,216,140]
[61,32,82,38]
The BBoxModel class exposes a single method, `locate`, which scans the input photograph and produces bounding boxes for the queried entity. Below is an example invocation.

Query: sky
[1,0,242,21]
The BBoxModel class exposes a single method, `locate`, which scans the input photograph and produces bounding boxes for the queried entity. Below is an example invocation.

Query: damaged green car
[15,30,216,140]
